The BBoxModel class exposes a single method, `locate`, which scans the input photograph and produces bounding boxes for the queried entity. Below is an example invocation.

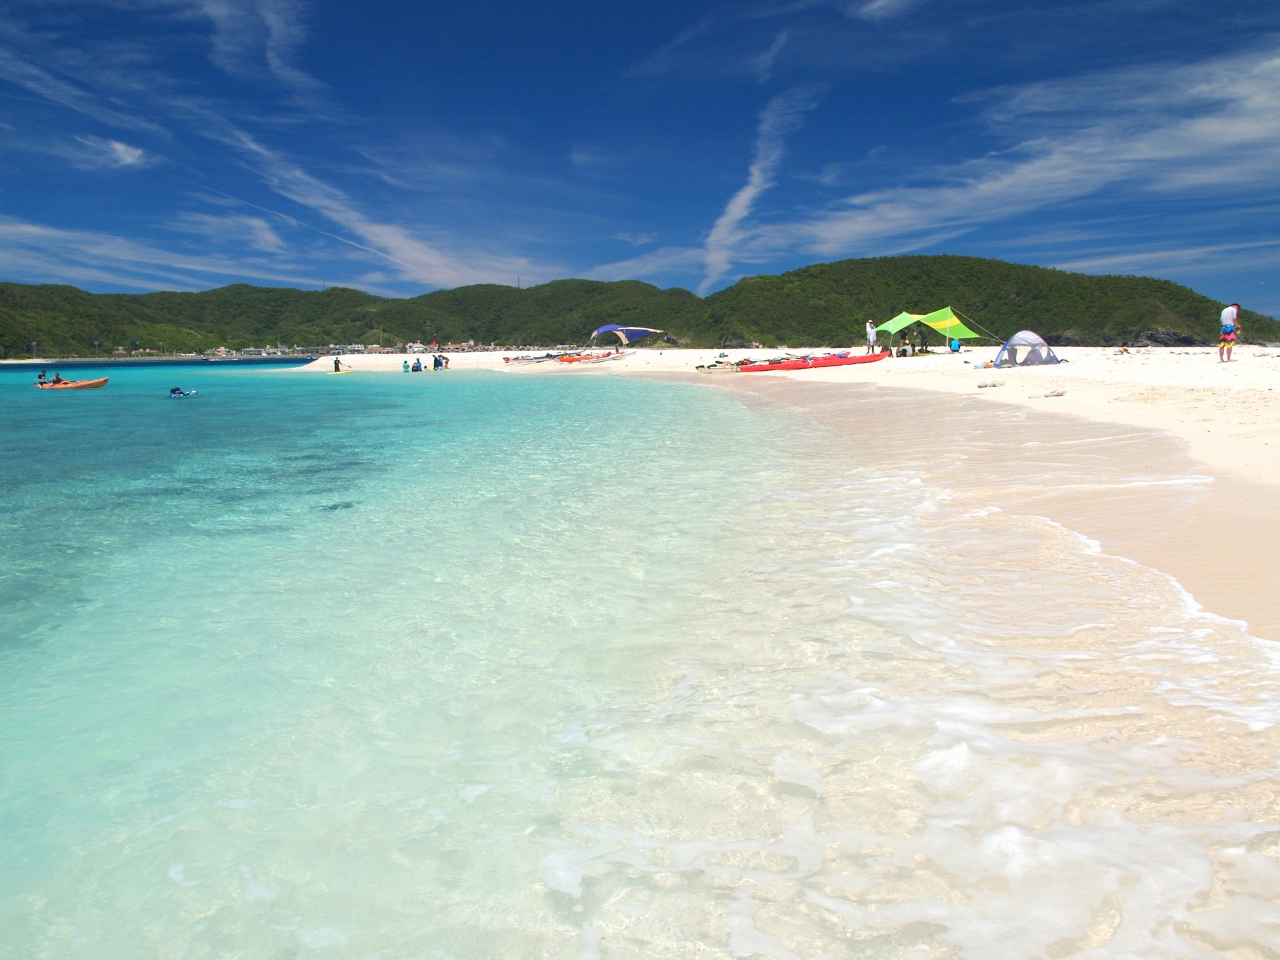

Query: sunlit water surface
[2,365,1278,959]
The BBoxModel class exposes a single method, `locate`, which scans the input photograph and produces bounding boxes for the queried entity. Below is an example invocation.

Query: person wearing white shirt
[865,319,877,355]
[1219,303,1240,362]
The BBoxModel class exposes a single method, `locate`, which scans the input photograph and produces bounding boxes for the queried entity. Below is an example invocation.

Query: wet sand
[701,374,1280,643]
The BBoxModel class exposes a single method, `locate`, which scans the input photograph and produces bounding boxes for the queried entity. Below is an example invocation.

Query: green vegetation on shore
[2,256,1273,357]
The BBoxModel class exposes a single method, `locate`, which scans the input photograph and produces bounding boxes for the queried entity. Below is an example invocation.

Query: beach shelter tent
[877,311,925,335]
[590,324,664,345]
[917,307,980,340]
[994,330,1060,367]
[875,307,980,339]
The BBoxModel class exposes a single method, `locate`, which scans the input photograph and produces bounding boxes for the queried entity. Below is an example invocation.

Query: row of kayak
[698,350,891,373]
[503,350,627,365]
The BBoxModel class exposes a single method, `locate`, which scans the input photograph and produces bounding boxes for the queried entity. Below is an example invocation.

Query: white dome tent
[994,330,1061,367]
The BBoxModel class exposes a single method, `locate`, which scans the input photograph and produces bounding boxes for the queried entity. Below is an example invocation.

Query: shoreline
[298,345,1280,488]
[699,373,1280,643]
[297,345,1280,638]
[31,345,1266,639]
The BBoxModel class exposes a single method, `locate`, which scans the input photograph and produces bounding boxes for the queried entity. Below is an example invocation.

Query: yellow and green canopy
[876,306,980,339]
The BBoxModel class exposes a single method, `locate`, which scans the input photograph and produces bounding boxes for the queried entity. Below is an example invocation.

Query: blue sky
[2,1,1279,313]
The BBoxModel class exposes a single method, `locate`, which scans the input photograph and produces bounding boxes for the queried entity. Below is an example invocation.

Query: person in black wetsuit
[36,370,47,384]
[333,356,343,372]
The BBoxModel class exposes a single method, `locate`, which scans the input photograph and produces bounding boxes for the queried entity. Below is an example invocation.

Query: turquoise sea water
[4,366,1280,958]
[2,367,805,956]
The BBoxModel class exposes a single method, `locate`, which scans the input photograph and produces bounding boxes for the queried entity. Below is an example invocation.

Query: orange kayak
[36,377,109,390]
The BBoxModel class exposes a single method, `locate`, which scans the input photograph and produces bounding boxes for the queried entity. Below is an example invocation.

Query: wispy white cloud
[72,135,150,168]
[851,0,922,22]
[613,231,656,246]
[625,15,719,77]
[0,213,316,289]
[751,30,789,82]
[0,42,165,133]
[713,41,1280,273]
[169,211,285,251]
[700,85,822,294]
[173,0,324,92]
[586,245,704,282]
[1051,239,1280,276]
[214,126,560,287]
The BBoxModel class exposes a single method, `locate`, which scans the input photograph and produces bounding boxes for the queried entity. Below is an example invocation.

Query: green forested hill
[704,257,1275,347]
[1,256,1272,357]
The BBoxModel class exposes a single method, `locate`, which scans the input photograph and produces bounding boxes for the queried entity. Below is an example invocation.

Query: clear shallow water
[2,367,1279,958]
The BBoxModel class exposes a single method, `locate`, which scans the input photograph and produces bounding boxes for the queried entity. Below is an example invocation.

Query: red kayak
[36,377,109,390]
[739,351,889,373]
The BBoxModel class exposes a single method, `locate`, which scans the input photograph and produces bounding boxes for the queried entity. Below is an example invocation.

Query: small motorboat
[36,377,109,390]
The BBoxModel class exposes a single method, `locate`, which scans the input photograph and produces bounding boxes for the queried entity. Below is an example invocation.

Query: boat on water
[35,377,109,390]
[739,350,890,373]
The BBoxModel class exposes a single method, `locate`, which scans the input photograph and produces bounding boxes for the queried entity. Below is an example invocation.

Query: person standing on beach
[865,319,877,355]
[1219,304,1240,362]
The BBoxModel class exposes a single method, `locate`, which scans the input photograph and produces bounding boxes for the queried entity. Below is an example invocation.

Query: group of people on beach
[332,355,450,373]
[864,320,958,357]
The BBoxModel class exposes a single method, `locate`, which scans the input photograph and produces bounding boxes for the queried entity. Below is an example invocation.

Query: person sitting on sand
[1219,303,1240,362]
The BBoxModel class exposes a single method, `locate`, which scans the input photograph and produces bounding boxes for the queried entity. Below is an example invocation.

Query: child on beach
[1219,303,1240,362]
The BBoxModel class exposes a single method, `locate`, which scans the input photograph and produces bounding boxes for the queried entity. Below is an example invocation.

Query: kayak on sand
[739,351,890,373]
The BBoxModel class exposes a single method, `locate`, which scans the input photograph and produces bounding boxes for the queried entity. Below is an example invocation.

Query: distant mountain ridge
[1,256,1272,357]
